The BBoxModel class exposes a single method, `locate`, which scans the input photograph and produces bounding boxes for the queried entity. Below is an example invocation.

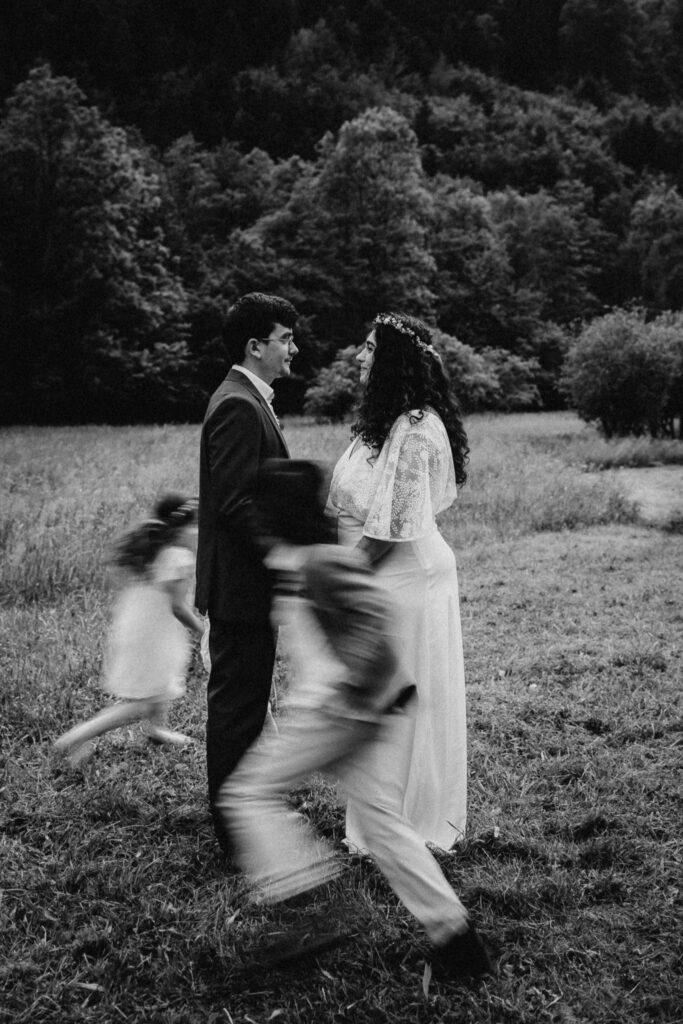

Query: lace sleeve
[363,411,457,541]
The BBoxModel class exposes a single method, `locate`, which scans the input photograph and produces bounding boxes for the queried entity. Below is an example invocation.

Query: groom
[196,292,299,848]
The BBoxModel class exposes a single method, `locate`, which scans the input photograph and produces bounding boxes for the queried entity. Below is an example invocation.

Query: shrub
[303,346,359,420]
[479,348,542,412]
[433,331,541,412]
[432,331,499,412]
[562,308,680,437]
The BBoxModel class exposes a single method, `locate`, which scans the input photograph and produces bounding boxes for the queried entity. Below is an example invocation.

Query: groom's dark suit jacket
[197,368,290,818]
[196,367,289,622]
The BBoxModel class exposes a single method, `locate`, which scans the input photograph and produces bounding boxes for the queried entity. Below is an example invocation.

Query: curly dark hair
[223,292,298,366]
[112,493,198,576]
[351,313,469,486]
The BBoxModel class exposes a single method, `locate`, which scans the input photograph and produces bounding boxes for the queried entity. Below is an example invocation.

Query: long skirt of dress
[340,521,467,851]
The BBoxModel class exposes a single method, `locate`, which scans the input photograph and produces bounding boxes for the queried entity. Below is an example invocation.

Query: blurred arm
[356,535,395,567]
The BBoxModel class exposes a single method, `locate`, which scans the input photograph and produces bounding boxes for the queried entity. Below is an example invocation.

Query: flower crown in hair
[373,313,435,354]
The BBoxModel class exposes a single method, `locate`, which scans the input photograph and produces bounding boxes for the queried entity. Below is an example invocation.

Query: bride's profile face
[357,330,376,384]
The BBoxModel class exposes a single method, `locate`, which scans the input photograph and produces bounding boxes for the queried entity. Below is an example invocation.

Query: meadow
[1,412,681,1024]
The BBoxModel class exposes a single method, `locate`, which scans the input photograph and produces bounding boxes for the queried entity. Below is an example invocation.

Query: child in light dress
[55,494,205,766]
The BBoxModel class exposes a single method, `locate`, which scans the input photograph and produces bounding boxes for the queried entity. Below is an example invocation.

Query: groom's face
[256,322,298,383]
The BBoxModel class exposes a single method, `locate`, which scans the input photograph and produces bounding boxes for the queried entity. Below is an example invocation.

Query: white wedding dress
[327,408,467,849]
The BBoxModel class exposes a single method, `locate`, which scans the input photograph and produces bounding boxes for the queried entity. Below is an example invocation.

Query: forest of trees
[2,0,683,423]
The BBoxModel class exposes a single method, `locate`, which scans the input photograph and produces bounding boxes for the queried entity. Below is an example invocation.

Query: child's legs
[339,705,469,945]
[147,701,169,728]
[218,707,373,902]
[55,700,159,750]
[146,700,192,744]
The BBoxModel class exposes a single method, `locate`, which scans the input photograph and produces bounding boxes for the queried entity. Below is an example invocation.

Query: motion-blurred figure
[216,460,491,980]
[55,495,204,765]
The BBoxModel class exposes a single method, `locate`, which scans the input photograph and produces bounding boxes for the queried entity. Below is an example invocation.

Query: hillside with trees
[2,0,683,424]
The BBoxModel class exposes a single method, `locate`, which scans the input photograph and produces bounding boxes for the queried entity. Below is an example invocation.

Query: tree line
[1,2,683,430]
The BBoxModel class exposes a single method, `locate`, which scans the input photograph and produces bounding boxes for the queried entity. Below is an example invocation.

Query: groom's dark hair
[253,459,334,547]
[223,293,298,366]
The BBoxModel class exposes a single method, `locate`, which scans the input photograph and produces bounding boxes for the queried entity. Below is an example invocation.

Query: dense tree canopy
[0,66,190,422]
[1,3,683,423]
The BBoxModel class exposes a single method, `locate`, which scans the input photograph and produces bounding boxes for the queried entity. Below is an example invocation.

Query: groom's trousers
[206,616,276,810]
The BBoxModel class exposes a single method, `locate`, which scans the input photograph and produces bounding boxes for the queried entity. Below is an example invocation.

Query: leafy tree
[4,5,683,423]
[559,0,639,96]
[627,182,683,311]
[490,184,603,325]
[249,106,436,355]
[427,176,524,349]
[4,0,683,152]
[163,136,277,248]
[561,308,679,436]
[607,99,665,175]
[495,0,564,92]
[312,106,435,343]
[416,87,622,198]
[230,22,392,159]
[0,65,189,423]
[160,139,322,405]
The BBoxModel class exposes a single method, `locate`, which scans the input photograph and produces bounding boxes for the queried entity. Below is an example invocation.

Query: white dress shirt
[233,365,281,428]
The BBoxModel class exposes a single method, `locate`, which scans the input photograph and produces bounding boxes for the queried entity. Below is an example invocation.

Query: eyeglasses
[258,335,295,346]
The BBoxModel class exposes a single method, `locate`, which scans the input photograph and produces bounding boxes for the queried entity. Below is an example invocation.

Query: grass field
[1,412,682,1024]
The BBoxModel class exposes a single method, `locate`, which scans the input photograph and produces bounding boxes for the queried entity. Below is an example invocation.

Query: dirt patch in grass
[614,465,683,527]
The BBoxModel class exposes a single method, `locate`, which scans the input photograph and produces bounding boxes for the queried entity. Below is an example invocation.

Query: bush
[303,346,359,420]
[562,309,680,437]
[433,331,541,413]
[432,331,499,412]
[479,348,542,412]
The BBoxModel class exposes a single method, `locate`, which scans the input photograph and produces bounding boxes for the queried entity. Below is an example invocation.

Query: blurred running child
[216,461,492,981]
[55,494,205,765]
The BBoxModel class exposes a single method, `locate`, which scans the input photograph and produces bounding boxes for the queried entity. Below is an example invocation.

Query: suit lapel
[226,368,290,456]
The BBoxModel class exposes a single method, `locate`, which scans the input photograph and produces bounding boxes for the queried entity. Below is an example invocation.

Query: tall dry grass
[0,412,652,607]
[0,412,644,744]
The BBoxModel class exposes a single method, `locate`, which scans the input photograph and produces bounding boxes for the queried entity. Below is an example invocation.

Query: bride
[327,312,470,851]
